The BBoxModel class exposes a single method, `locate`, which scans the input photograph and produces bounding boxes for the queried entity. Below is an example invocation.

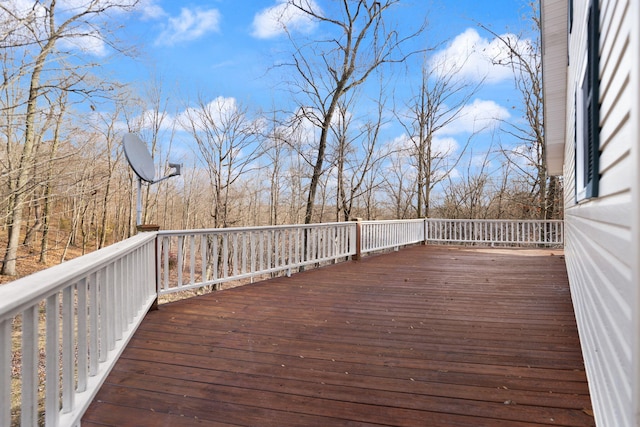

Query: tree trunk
[2,48,49,275]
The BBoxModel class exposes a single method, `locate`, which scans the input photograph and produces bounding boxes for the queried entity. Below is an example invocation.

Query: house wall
[563,0,639,426]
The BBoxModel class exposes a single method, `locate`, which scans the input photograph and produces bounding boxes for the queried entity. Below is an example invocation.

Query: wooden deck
[82,245,594,426]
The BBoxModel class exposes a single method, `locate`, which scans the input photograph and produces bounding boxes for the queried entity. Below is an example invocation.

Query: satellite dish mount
[123,133,181,226]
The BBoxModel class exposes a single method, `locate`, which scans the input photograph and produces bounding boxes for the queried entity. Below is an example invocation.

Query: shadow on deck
[82,245,594,426]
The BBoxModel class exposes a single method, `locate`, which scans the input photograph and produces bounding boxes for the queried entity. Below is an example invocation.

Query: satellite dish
[123,133,155,183]
[122,133,181,226]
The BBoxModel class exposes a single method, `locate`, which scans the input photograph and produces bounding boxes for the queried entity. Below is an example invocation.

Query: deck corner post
[137,224,161,311]
[136,224,160,233]
[352,218,362,261]
[422,217,428,246]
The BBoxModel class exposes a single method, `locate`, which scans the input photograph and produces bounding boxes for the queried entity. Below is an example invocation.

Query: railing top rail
[425,218,564,224]
[157,221,355,237]
[361,219,425,225]
[0,231,157,322]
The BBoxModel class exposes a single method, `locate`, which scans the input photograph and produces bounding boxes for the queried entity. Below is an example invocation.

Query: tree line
[0,0,560,277]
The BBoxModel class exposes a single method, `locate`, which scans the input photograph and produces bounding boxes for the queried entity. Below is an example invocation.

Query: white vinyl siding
[561,0,638,426]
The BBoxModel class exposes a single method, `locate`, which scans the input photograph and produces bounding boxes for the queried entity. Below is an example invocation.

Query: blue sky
[84,0,537,187]
[4,0,535,185]
[110,0,531,113]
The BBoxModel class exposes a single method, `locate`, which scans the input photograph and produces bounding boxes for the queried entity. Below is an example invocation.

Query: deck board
[83,245,594,426]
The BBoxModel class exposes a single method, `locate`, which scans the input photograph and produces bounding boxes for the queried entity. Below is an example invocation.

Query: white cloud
[137,0,166,20]
[1,0,139,56]
[470,152,494,169]
[176,96,239,132]
[132,109,177,132]
[506,143,537,169]
[58,33,108,56]
[438,99,510,135]
[251,0,319,39]
[156,7,221,46]
[1,0,108,56]
[1,0,41,15]
[386,133,461,164]
[432,136,459,158]
[110,97,240,135]
[57,0,140,16]
[429,28,530,85]
[386,133,411,151]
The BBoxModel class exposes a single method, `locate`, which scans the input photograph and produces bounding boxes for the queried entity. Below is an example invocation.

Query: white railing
[157,222,356,295]
[425,218,564,246]
[360,219,426,255]
[1,217,564,426]
[0,232,157,427]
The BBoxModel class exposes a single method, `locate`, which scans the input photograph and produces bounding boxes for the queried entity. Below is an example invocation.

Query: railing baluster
[77,278,88,393]
[517,221,522,243]
[287,229,293,272]
[213,234,219,281]
[268,231,274,268]
[242,232,248,275]
[115,258,124,340]
[201,236,207,283]
[132,249,139,318]
[45,293,60,426]
[98,268,108,363]
[62,285,75,413]
[0,319,10,427]
[106,263,116,352]
[285,229,291,265]
[232,233,239,277]
[294,228,300,265]
[177,235,184,287]
[250,232,256,275]
[259,231,263,273]
[223,234,229,279]
[274,230,280,268]
[21,305,38,427]
[162,237,169,292]
[89,272,99,375]
[190,235,196,286]
[128,251,135,323]
[538,221,543,243]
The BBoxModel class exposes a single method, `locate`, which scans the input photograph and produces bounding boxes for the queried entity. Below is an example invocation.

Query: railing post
[352,218,362,261]
[422,218,428,245]
[137,224,160,310]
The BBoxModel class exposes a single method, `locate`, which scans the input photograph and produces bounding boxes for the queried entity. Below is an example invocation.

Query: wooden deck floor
[82,245,594,427]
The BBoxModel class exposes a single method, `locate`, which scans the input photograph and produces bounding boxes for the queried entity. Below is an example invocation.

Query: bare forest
[0,0,561,279]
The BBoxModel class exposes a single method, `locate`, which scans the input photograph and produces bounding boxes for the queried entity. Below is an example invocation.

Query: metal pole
[136,177,142,226]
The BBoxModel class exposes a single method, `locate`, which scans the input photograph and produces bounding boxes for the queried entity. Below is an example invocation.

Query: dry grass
[0,231,86,285]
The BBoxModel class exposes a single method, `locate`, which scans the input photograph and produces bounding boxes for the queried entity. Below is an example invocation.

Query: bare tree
[437,148,493,219]
[396,54,480,218]
[262,110,290,225]
[330,83,390,221]
[88,99,126,248]
[479,2,561,220]
[38,91,68,261]
[381,143,417,219]
[281,0,423,224]
[1,0,139,275]
[181,96,262,228]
